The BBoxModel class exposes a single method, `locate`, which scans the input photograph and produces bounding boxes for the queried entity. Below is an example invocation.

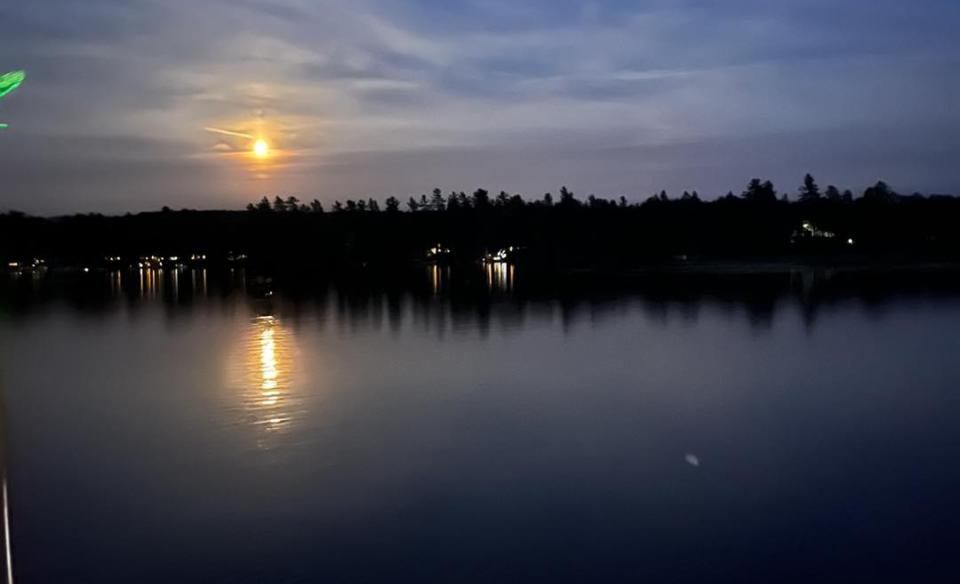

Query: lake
[2,266,960,582]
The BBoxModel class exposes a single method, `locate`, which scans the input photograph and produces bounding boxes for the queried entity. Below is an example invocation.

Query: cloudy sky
[1,0,959,214]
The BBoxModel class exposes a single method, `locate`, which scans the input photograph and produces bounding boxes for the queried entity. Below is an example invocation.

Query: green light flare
[0,70,24,129]
[0,71,24,100]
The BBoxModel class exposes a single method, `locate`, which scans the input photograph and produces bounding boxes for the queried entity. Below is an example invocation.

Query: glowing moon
[253,138,269,158]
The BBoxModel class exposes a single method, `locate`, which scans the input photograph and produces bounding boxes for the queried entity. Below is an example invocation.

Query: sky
[1,0,959,214]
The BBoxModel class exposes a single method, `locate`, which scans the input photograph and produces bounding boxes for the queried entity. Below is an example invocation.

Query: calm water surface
[2,268,960,582]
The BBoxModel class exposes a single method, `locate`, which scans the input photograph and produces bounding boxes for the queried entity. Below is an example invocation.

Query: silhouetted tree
[559,186,579,208]
[743,179,777,203]
[430,188,446,211]
[543,193,554,207]
[799,174,821,201]
[273,196,287,212]
[473,189,490,209]
[447,194,461,212]
[825,185,841,202]
[385,196,400,213]
[863,180,896,203]
[310,199,325,213]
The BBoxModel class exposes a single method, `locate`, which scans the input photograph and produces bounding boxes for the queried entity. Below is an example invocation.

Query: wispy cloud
[1,0,959,213]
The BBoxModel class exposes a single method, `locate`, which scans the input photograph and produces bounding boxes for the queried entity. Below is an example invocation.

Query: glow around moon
[253,138,269,158]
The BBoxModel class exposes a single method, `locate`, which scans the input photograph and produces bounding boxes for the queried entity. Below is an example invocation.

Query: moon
[253,138,269,158]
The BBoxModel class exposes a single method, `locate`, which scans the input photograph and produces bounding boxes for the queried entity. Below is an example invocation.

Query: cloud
[1,0,959,213]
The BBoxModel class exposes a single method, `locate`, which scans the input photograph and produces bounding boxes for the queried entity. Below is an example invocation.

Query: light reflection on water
[227,314,304,447]
[484,260,514,292]
[429,264,450,295]
[7,264,960,337]
[135,267,176,301]
[110,267,213,302]
[3,266,960,582]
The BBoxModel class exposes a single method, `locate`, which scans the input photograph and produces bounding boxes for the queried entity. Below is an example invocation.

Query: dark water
[2,266,960,583]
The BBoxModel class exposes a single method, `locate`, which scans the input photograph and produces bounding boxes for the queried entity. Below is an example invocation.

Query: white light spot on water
[685,453,701,467]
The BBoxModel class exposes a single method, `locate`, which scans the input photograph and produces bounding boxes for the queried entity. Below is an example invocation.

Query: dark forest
[3,175,960,274]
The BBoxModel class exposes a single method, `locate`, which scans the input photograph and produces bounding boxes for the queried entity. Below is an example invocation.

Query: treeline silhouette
[3,175,960,273]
